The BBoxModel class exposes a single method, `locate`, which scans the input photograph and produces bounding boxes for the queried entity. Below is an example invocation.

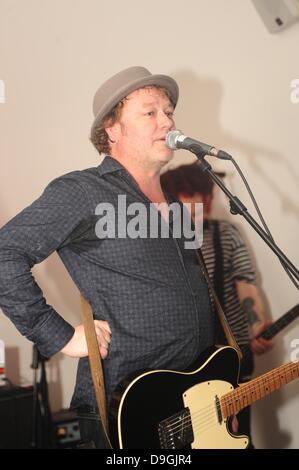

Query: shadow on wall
[35,251,82,327]
[172,69,299,218]
[46,352,64,412]
[5,346,21,385]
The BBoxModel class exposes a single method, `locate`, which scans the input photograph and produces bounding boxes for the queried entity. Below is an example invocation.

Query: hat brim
[91,74,179,140]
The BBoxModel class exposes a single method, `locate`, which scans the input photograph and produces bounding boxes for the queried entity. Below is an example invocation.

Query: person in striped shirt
[161,162,274,448]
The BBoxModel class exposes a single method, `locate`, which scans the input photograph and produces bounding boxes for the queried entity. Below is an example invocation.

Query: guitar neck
[260,304,299,340]
[221,361,299,419]
[241,304,299,361]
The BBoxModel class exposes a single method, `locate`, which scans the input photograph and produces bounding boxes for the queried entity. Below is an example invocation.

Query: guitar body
[109,346,249,449]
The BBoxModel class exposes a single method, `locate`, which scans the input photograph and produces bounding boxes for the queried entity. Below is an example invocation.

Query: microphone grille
[165,130,183,150]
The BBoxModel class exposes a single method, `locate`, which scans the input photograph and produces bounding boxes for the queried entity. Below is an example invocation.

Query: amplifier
[52,409,81,449]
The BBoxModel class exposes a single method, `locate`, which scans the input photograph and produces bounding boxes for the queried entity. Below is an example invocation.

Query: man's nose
[158,111,175,130]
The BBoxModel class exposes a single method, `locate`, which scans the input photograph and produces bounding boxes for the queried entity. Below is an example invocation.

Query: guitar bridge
[158,408,193,449]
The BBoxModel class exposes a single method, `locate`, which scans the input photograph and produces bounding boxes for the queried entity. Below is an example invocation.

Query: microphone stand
[195,154,299,283]
[30,344,53,449]
[30,345,40,449]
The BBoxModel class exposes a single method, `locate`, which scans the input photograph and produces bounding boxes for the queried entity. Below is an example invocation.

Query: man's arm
[227,223,273,356]
[236,280,274,355]
[0,176,91,358]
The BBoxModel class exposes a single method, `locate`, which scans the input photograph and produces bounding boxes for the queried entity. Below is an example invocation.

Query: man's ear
[105,123,121,144]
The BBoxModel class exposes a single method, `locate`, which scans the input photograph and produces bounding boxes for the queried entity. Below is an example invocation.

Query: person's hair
[91,100,126,155]
[161,163,216,197]
[90,86,174,155]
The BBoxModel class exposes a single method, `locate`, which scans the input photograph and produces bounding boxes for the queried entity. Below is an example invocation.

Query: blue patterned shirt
[0,156,215,408]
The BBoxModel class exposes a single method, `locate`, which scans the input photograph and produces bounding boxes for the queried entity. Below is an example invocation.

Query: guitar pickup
[158,408,193,449]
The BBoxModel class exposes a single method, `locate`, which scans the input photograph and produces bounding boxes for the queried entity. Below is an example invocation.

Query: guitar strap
[212,220,225,308]
[195,246,242,359]
[80,295,112,448]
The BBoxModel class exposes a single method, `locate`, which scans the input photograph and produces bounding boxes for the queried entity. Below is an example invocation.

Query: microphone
[166,130,232,160]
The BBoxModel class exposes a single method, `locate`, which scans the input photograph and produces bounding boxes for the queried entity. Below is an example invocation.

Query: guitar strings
[163,401,220,440]
[163,403,222,443]
[160,364,299,442]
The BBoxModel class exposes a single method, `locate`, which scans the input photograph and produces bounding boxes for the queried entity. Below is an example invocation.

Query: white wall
[0,0,298,448]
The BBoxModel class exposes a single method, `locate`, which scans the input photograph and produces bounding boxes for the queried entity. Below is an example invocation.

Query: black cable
[230,156,298,289]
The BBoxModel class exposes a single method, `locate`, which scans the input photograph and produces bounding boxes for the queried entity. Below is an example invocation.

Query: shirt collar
[97,155,127,177]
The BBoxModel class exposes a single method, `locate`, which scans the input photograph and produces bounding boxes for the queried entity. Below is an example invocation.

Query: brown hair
[90,99,126,155]
[90,86,174,155]
[161,163,216,197]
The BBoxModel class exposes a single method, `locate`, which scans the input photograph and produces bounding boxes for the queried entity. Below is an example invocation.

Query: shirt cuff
[26,309,75,358]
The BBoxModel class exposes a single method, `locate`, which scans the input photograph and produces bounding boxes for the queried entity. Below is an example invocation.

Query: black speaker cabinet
[0,385,34,449]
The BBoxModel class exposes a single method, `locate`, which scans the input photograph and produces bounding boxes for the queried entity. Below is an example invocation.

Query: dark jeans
[76,407,112,449]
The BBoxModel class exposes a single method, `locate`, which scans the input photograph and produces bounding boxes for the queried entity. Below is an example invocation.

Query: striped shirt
[202,219,256,347]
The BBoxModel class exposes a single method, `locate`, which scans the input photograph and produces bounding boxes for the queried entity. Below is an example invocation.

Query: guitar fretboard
[241,304,299,360]
[221,361,299,418]
[262,305,299,340]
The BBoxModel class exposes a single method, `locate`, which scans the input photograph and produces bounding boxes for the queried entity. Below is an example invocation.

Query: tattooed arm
[236,281,274,355]
[236,281,265,330]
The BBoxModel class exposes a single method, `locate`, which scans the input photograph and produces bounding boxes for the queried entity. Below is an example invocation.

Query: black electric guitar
[241,303,299,362]
[110,345,299,449]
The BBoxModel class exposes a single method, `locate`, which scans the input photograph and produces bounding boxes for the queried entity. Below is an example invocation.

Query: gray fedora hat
[91,66,179,140]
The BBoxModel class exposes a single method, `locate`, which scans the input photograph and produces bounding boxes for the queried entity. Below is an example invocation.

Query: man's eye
[146,111,154,116]
[166,112,174,118]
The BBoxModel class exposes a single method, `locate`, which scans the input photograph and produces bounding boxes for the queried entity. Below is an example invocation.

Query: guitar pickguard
[183,380,248,449]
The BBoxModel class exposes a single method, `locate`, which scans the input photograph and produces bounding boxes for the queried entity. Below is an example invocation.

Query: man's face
[109,87,176,168]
